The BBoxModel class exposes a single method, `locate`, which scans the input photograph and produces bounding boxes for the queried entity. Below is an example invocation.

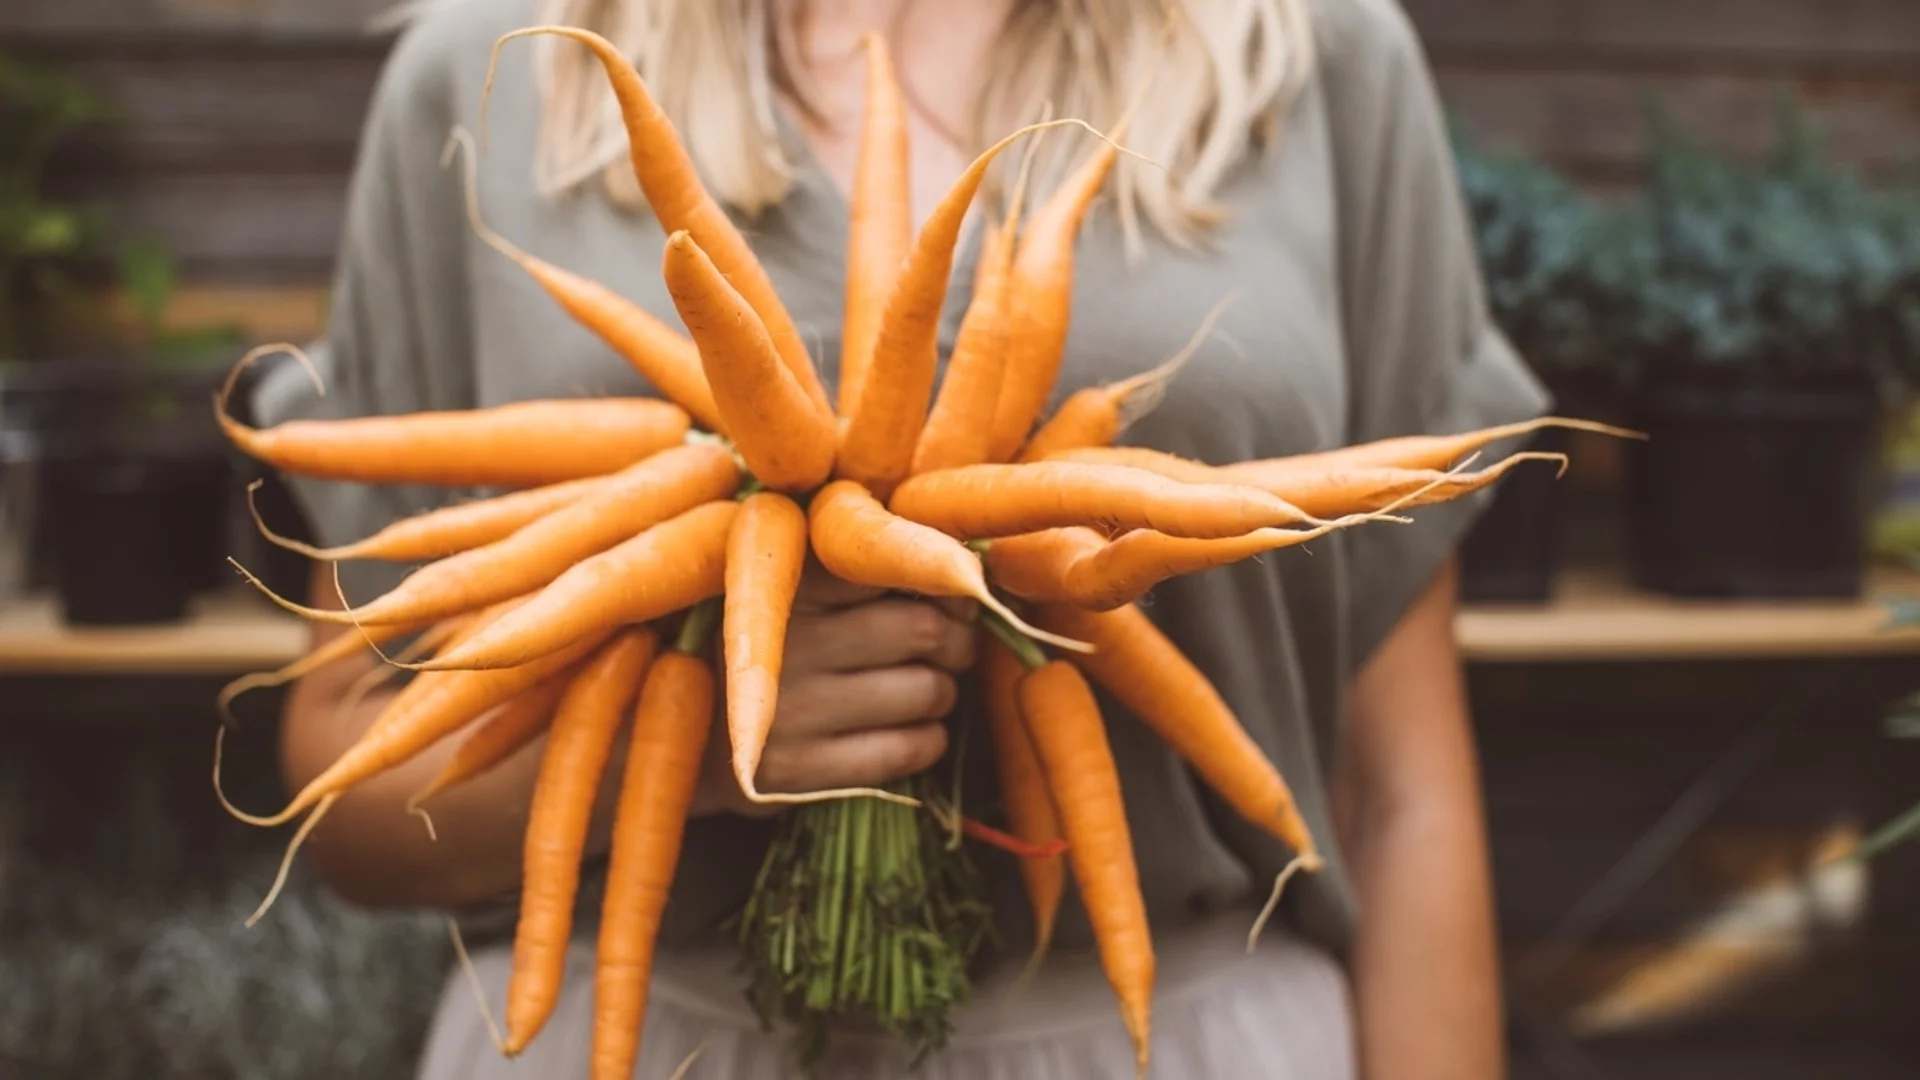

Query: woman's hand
[692,563,977,817]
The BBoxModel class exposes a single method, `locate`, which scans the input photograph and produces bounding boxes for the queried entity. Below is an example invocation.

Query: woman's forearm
[1336,559,1505,1080]
[277,569,623,911]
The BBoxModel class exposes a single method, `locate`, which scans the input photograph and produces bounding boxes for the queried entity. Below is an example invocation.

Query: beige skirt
[413,908,1356,1080]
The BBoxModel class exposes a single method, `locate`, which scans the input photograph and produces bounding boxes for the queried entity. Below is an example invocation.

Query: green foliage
[1452,124,1645,391]
[1627,97,1920,386]
[0,51,115,359]
[1452,97,1920,394]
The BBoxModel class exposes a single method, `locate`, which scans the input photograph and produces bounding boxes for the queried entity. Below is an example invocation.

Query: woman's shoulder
[364,0,544,123]
[1307,0,1428,72]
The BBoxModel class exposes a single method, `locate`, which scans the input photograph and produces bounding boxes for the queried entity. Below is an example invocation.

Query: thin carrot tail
[212,724,308,828]
[738,780,921,809]
[1245,851,1326,954]
[446,917,509,1056]
[244,479,346,560]
[1111,290,1239,435]
[214,341,323,446]
[245,793,339,928]
[226,555,372,625]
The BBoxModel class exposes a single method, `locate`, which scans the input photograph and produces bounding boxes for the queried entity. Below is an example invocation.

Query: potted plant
[1618,102,1920,599]
[0,51,246,625]
[1449,126,1640,602]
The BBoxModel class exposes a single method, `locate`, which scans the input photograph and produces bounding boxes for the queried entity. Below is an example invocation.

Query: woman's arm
[1333,555,1505,1080]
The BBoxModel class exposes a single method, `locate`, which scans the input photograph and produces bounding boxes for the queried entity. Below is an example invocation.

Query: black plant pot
[1627,371,1877,600]
[1459,427,1571,604]
[43,449,205,625]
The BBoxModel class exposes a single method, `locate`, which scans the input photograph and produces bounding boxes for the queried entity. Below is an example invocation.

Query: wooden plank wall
[10,0,1920,282]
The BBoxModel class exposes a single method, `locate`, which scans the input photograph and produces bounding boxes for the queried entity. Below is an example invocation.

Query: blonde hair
[391,0,1316,252]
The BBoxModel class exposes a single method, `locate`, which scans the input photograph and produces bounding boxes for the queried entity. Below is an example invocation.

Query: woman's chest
[464,120,1349,465]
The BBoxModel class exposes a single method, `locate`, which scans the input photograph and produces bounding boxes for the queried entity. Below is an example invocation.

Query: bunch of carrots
[211,24,1633,1078]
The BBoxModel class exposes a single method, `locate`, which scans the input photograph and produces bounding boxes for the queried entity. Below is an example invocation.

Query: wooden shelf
[0,590,308,676]
[1458,564,1920,663]
[3,566,1919,676]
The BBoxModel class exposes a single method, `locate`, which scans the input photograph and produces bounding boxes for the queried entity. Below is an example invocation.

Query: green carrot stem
[980,607,1047,669]
[675,596,721,653]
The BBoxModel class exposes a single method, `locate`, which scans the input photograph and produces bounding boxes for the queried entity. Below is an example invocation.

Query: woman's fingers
[793,559,884,612]
[786,599,975,675]
[756,720,950,797]
[776,666,958,738]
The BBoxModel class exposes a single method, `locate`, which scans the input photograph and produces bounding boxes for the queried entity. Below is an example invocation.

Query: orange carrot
[1222,417,1641,477]
[247,474,608,564]
[985,106,1140,463]
[506,628,660,1054]
[911,216,1017,476]
[234,443,738,627]
[227,632,610,828]
[887,461,1319,540]
[982,527,1107,603]
[837,32,911,418]
[1017,292,1234,463]
[1036,445,1225,485]
[443,126,725,434]
[1052,517,1377,611]
[407,668,574,811]
[1034,603,1317,861]
[1016,659,1153,1074]
[981,631,1065,969]
[1223,451,1571,518]
[722,492,807,799]
[215,616,428,729]
[216,346,689,487]
[808,480,1089,653]
[661,231,836,492]
[415,499,738,673]
[838,118,1088,498]
[488,26,832,415]
[592,645,713,1080]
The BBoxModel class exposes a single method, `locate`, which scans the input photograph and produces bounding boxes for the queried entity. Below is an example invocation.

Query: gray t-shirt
[254,0,1548,968]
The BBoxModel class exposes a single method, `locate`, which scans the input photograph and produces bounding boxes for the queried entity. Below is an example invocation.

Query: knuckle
[918,670,958,719]
[902,603,949,652]
[878,724,948,780]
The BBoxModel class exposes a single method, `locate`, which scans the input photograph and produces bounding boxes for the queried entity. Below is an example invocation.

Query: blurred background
[2,1,1917,1077]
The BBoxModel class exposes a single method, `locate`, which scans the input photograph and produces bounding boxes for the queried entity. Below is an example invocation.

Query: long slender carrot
[1054,516,1381,611]
[215,345,690,487]
[225,633,610,828]
[980,631,1065,971]
[887,461,1319,540]
[808,480,1089,653]
[214,616,428,729]
[1227,451,1570,519]
[910,120,1043,477]
[722,492,807,800]
[442,127,725,435]
[488,26,832,415]
[1222,417,1642,478]
[838,118,1090,498]
[982,527,1107,603]
[592,642,713,1080]
[506,629,660,1054]
[1036,445,1225,485]
[1016,292,1234,463]
[414,500,738,673]
[984,98,1144,464]
[1034,602,1317,860]
[837,32,911,418]
[1016,659,1153,1075]
[246,474,608,564]
[910,213,1018,476]
[233,444,738,627]
[406,668,575,811]
[662,231,836,492]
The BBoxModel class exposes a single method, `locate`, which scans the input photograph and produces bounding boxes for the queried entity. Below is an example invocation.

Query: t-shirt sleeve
[249,16,478,605]
[1321,0,1552,667]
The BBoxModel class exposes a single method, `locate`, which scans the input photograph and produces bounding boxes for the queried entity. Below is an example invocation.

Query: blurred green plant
[1452,123,1647,398]
[1624,96,1920,391]
[0,51,114,359]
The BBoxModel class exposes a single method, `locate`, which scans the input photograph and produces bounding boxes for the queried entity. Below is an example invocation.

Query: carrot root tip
[445,916,509,1056]
[1245,851,1324,954]
[244,794,337,929]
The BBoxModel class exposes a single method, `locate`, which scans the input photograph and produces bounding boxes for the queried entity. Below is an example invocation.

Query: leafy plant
[1624,96,1920,389]
[1452,123,1647,395]
[0,51,115,359]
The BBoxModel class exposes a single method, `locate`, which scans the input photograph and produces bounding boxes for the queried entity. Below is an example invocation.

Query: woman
[253,0,1544,1076]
